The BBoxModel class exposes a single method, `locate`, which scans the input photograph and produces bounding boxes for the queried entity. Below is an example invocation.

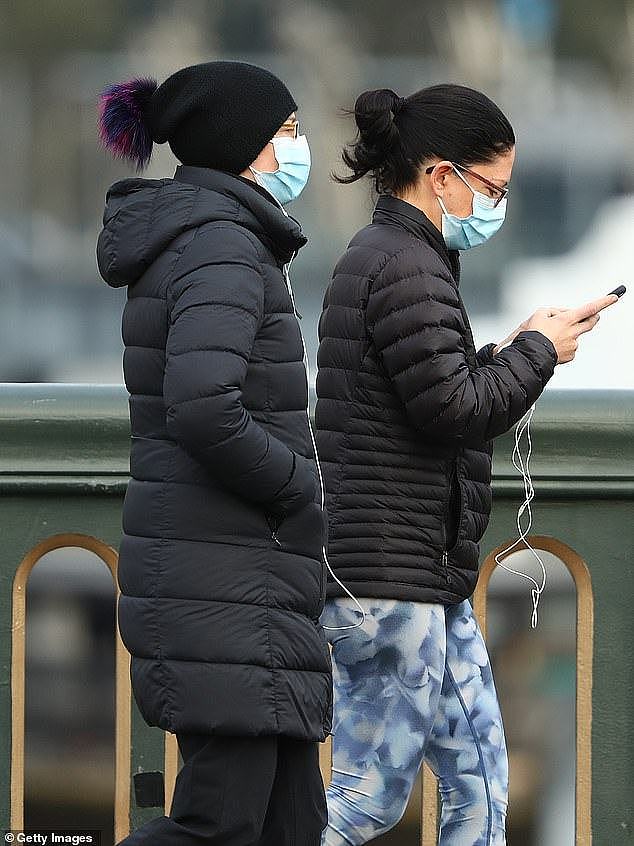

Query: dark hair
[334,84,515,194]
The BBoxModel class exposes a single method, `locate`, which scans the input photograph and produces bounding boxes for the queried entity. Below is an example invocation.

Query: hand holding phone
[520,287,624,364]
[493,286,625,360]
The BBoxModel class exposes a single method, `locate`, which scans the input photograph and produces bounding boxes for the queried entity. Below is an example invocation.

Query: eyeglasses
[275,118,300,139]
[425,162,508,208]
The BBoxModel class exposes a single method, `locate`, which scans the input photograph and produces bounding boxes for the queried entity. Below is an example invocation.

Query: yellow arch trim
[472,535,593,846]
[10,533,130,844]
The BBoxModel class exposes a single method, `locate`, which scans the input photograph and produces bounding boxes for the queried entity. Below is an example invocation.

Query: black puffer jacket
[97,165,332,741]
[314,195,557,604]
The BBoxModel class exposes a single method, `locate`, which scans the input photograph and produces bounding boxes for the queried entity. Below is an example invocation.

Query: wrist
[514,330,559,364]
[493,338,513,356]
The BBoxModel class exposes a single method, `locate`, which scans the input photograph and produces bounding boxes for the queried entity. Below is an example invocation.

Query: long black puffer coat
[314,194,558,605]
[97,165,332,741]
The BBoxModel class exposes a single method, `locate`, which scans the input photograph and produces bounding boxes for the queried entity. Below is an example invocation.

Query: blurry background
[2,1,632,844]
[1,0,633,387]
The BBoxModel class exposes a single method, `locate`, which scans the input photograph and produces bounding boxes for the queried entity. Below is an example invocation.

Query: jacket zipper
[440,525,452,585]
[440,462,453,585]
[270,192,304,320]
[318,558,326,608]
[279,229,329,617]
[442,550,451,583]
[283,254,302,318]
[265,512,283,546]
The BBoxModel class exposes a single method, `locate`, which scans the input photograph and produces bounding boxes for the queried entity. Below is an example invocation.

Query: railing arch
[473,535,593,846]
[9,532,131,843]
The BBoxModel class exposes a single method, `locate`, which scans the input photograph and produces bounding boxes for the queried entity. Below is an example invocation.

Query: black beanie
[144,61,297,174]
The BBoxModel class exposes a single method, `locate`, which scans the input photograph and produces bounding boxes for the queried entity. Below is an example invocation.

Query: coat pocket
[269,499,326,560]
[444,458,464,554]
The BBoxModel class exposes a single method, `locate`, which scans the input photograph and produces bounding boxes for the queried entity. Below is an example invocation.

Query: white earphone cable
[493,403,546,628]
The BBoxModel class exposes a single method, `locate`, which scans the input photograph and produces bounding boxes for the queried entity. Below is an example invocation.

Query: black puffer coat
[97,165,332,741]
[315,195,557,605]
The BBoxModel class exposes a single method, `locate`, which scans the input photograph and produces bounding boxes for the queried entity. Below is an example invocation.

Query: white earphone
[493,402,547,628]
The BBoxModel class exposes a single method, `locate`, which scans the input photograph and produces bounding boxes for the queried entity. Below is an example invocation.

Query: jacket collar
[372,194,460,281]
[173,165,308,262]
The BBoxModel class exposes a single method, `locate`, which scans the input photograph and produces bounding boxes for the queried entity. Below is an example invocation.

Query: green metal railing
[0,383,632,844]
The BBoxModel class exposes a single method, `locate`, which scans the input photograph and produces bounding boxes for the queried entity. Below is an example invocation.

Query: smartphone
[607,285,626,298]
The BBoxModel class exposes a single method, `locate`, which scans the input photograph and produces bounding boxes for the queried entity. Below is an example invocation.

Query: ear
[249,141,278,174]
[428,161,454,197]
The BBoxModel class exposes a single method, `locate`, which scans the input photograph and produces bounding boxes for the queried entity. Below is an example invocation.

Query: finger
[533,307,567,322]
[570,296,616,322]
[574,314,601,336]
[569,295,618,323]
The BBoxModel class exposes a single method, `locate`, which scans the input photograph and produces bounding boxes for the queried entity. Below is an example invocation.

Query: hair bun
[352,88,402,156]
[98,76,159,172]
[354,88,400,127]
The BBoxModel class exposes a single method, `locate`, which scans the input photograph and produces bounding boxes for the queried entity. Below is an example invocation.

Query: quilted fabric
[96,165,332,740]
[314,194,557,604]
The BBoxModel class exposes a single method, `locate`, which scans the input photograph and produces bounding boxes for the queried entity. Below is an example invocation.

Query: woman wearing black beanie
[96,60,330,845]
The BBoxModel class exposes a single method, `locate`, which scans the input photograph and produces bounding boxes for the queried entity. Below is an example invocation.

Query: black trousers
[116,732,327,845]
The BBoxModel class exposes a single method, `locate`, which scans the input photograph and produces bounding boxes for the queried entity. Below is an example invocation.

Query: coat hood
[96,166,308,288]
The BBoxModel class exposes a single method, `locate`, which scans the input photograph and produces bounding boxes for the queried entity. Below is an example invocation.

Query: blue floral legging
[319,597,509,846]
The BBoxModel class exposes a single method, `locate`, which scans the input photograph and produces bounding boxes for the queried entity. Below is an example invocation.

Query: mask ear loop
[451,164,476,194]
[437,165,478,220]
[494,403,547,628]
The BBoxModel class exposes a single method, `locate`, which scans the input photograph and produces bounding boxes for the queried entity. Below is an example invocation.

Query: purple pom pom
[98,76,158,172]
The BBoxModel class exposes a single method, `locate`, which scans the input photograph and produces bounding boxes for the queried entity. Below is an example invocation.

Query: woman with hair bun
[314,85,616,845]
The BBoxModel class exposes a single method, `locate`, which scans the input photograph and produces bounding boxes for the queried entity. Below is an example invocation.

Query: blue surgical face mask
[250,135,311,206]
[438,165,507,250]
